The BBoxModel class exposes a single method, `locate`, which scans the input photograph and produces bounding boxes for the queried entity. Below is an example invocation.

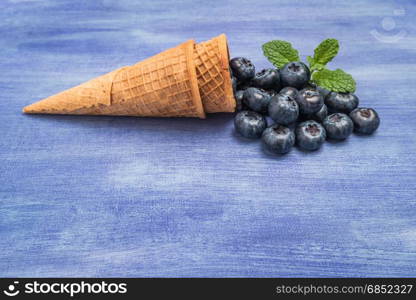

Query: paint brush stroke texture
[0,0,415,277]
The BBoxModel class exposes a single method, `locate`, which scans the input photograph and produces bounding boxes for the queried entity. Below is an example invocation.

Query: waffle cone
[194,34,235,113]
[23,34,236,118]
[23,40,205,118]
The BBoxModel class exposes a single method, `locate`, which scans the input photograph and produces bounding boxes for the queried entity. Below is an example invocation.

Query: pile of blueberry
[230,57,380,154]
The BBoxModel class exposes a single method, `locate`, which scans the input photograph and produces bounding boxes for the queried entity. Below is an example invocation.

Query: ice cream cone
[23,34,236,118]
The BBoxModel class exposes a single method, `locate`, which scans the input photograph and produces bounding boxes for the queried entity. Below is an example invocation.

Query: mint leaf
[307,56,325,72]
[312,68,356,93]
[262,40,300,69]
[312,38,339,66]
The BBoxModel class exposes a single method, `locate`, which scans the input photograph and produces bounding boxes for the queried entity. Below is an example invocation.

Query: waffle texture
[194,34,235,113]
[22,69,119,115]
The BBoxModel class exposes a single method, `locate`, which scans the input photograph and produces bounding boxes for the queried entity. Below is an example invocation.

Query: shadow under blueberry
[294,143,325,155]
[353,131,379,139]
[325,137,351,145]
[231,130,260,144]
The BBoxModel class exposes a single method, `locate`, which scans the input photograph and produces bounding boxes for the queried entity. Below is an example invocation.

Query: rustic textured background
[1,0,415,277]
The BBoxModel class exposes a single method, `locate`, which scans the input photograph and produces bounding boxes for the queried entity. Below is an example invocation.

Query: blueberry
[325,92,359,113]
[280,62,310,89]
[268,94,299,125]
[232,76,237,93]
[279,87,298,99]
[262,124,295,154]
[296,120,326,151]
[251,68,280,91]
[323,113,354,140]
[266,89,277,98]
[234,90,245,111]
[234,110,267,139]
[306,82,331,98]
[316,86,331,99]
[296,87,324,114]
[243,87,273,113]
[302,104,328,123]
[236,82,251,91]
[349,107,380,134]
[230,57,255,82]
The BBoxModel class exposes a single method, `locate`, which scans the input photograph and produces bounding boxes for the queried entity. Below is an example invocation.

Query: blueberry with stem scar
[296,87,324,114]
[280,62,310,89]
[323,113,354,140]
[262,124,295,154]
[234,110,267,139]
[349,107,380,134]
[296,120,326,151]
[230,57,255,82]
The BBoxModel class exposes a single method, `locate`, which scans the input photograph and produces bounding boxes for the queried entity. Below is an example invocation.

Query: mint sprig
[262,40,300,69]
[262,38,356,93]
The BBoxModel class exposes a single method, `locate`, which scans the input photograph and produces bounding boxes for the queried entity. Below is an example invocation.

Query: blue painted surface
[1,0,415,277]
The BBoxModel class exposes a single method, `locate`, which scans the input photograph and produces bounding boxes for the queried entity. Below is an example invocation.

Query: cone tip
[23,103,40,114]
[22,105,31,114]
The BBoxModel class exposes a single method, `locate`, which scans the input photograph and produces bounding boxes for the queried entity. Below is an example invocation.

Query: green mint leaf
[307,56,325,72]
[312,38,339,66]
[262,40,300,69]
[312,68,356,93]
